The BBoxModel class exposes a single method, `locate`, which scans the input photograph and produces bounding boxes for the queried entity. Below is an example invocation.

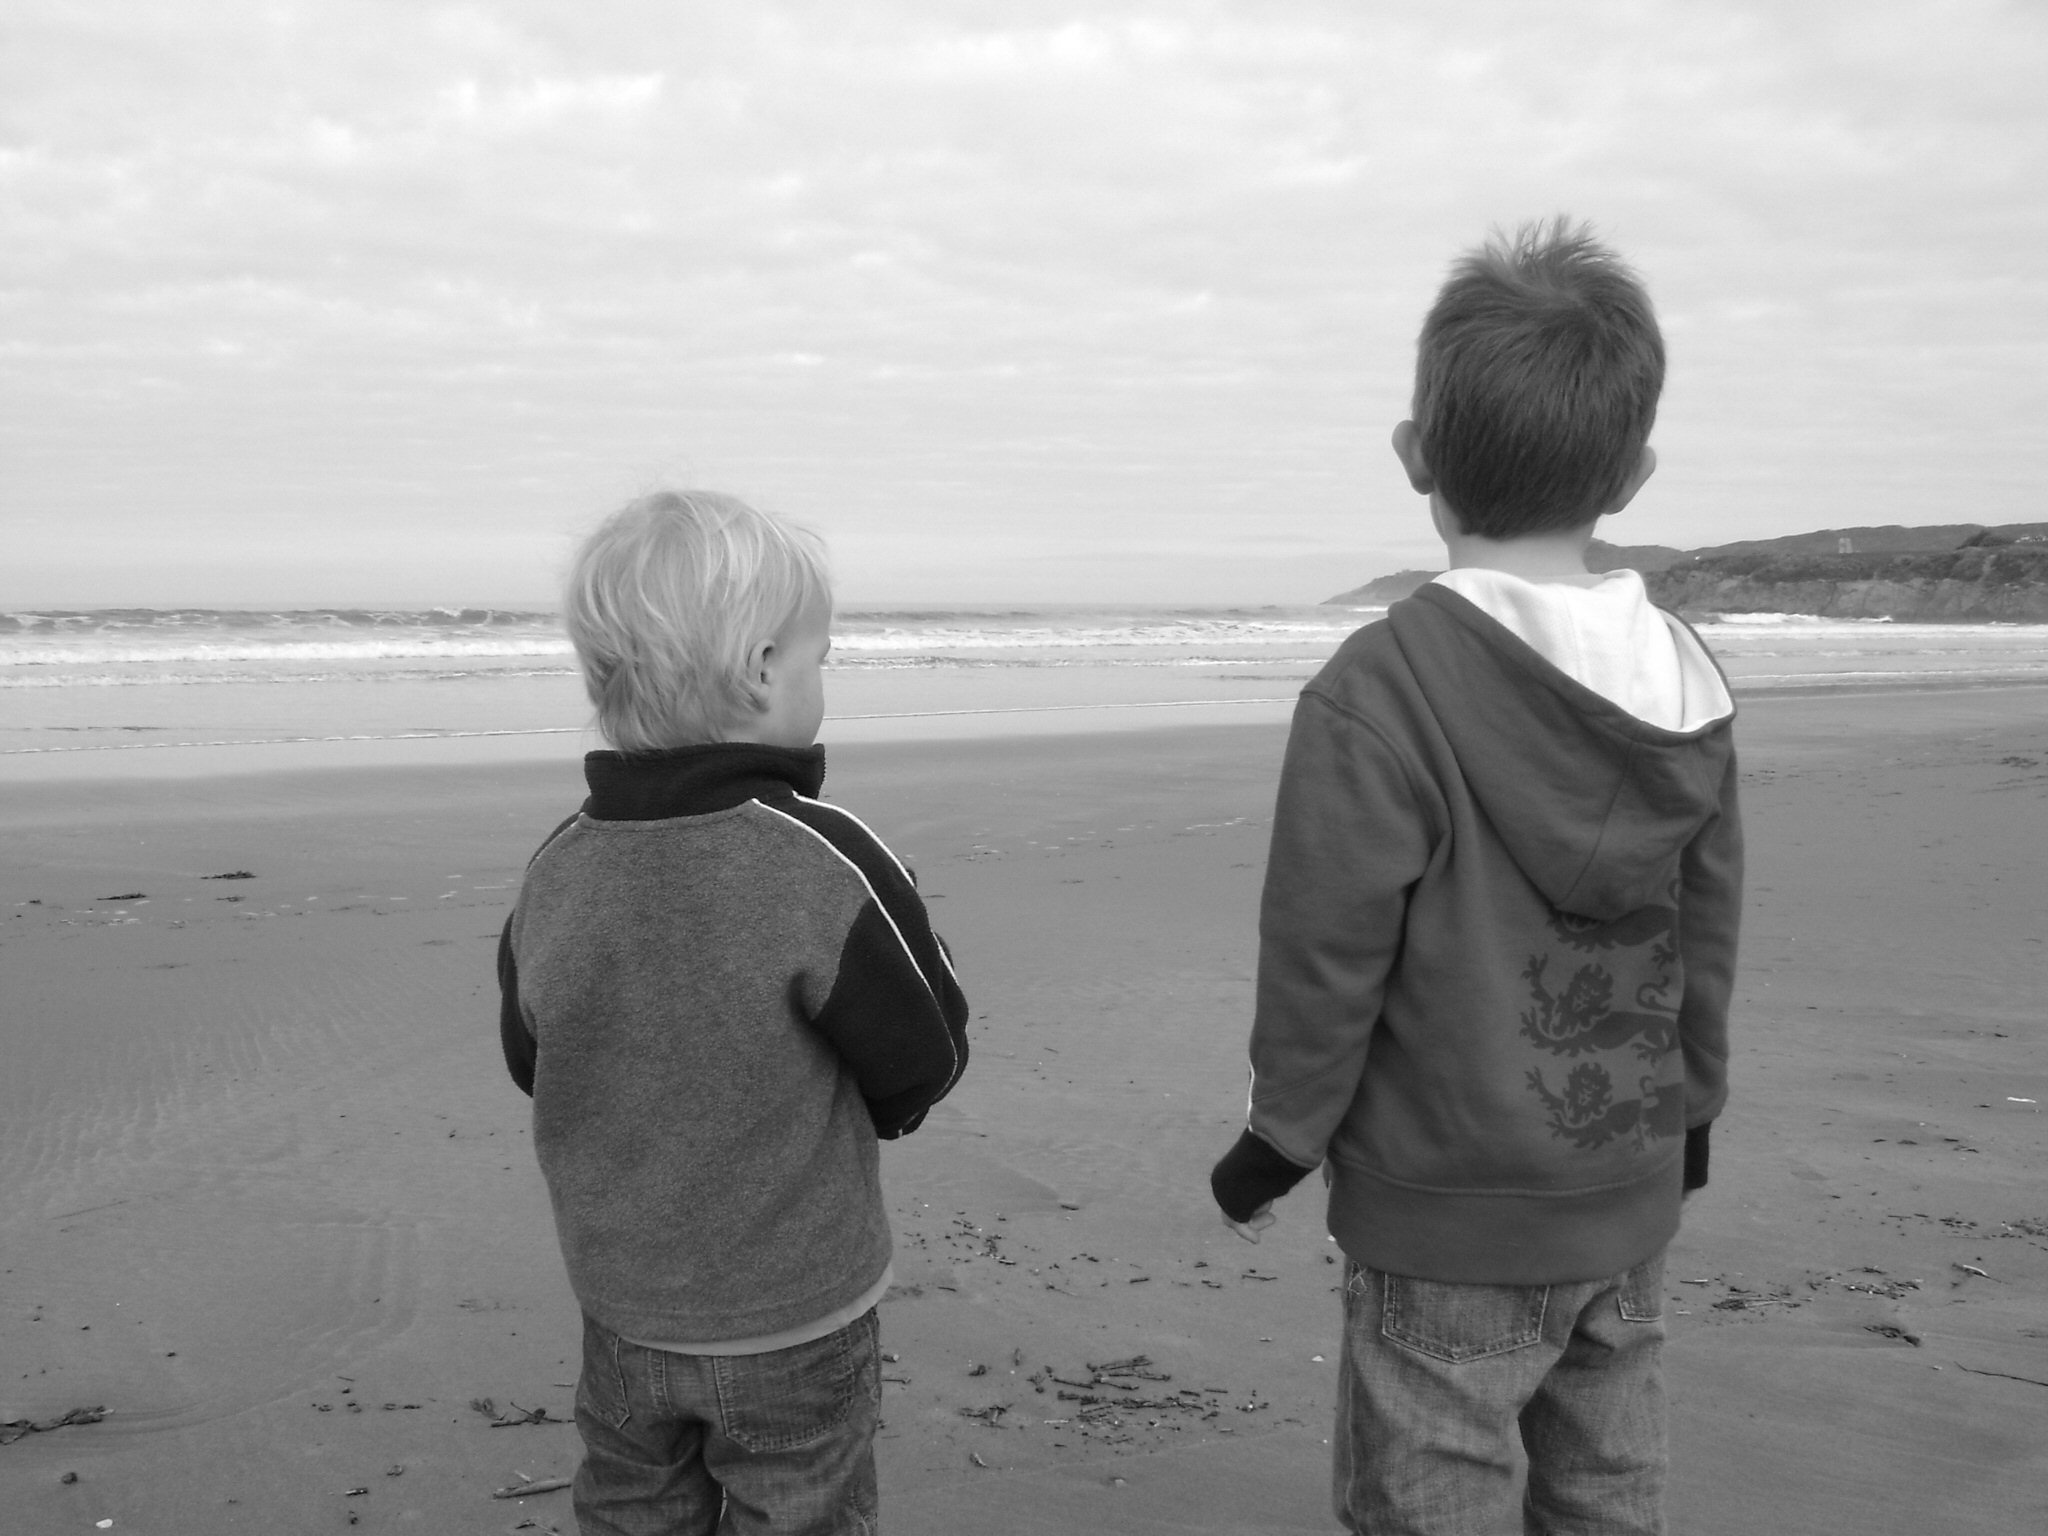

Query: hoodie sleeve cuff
[1683,1123,1712,1192]
[1211,1129,1316,1222]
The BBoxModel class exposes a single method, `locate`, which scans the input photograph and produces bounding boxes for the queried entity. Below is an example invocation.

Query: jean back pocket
[1617,1251,1665,1324]
[576,1313,635,1431]
[715,1309,880,1454]
[1380,1272,1548,1363]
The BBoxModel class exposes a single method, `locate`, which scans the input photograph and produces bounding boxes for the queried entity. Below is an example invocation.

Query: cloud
[435,72,665,129]
[3,0,2046,603]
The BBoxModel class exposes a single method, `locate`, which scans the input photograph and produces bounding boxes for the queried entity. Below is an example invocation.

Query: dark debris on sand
[0,1406,107,1446]
[881,1199,1309,1467]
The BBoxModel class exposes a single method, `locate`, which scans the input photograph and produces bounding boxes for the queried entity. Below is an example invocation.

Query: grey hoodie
[1212,583,1742,1285]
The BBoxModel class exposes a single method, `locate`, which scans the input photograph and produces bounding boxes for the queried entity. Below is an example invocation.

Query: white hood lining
[1432,568,1732,732]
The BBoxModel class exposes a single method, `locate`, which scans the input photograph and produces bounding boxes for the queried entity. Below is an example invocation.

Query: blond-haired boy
[500,490,968,1535]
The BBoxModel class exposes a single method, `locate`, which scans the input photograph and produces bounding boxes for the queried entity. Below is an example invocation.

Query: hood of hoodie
[1388,583,1735,921]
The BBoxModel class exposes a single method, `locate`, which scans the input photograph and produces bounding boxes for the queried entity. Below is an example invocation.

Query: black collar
[581,742,826,821]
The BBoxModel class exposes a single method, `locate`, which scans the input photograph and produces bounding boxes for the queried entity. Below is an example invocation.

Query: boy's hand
[1223,1203,1276,1244]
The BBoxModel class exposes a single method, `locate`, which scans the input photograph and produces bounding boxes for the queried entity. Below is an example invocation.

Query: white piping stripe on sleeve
[791,794,963,990]
[752,803,955,1088]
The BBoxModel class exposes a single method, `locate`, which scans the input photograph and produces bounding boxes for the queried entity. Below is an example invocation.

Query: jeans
[1334,1250,1667,1536]
[571,1307,882,1536]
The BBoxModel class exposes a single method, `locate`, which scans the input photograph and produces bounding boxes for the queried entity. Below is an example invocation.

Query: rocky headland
[1325,523,2048,621]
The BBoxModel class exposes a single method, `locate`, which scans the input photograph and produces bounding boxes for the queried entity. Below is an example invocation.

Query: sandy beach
[4,687,2046,1534]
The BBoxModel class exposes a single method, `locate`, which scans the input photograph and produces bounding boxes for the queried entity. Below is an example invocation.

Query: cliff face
[1325,525,2048,618]
[1323,569,1439,605]
[1645,546,2048,622]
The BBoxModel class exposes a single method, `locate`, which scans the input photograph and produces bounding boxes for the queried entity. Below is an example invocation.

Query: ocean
[5,604,2048,771]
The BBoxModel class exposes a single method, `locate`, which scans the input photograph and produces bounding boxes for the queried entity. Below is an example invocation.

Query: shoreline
[8,675,2048,787]
[0,697,1301,784]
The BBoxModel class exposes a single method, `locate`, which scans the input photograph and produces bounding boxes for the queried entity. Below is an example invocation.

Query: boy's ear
[740,637,777,709]
[1605,444,1657,514]
[1391,421,1434,494]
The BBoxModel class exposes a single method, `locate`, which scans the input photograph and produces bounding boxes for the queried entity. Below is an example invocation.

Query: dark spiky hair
[1413,218,1664,537]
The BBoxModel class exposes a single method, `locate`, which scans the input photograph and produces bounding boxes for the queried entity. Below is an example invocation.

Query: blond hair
[564,490,831,751]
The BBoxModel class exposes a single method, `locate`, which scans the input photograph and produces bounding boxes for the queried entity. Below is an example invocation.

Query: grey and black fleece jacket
[499,742,968,1344]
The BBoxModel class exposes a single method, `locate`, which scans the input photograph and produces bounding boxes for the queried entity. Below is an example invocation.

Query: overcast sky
[5,0,2045,607]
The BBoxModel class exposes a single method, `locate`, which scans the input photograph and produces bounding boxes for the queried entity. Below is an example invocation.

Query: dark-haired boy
[1211,220,1741,1535]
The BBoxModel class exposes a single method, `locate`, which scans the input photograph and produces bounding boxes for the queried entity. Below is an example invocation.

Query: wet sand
[3,689,2046,1534]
